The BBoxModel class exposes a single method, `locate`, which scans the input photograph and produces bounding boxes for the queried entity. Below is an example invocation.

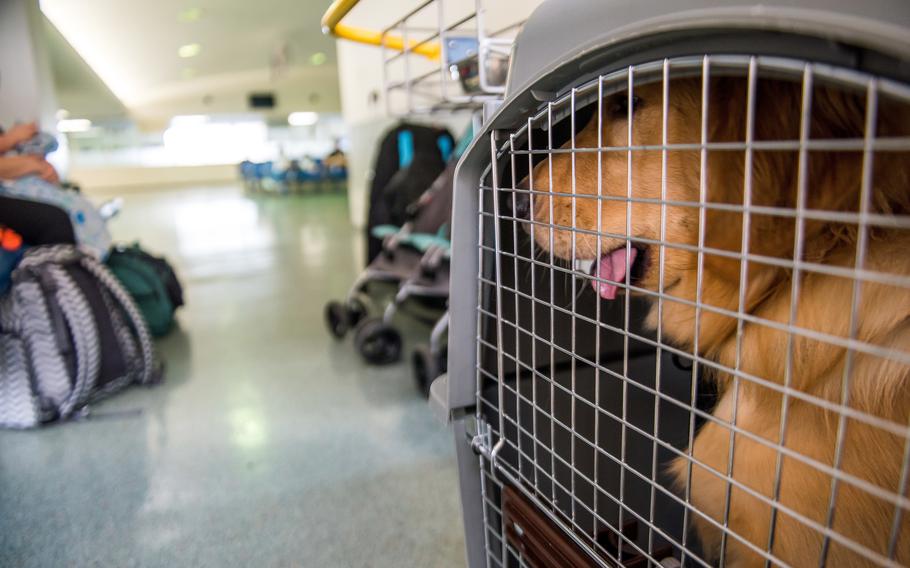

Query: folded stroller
[325,157,458,366]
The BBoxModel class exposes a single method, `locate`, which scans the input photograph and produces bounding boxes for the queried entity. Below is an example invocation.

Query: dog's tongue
[591,247,638,300]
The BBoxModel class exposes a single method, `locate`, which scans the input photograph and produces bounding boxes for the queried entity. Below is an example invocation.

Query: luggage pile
[0,132,184,428]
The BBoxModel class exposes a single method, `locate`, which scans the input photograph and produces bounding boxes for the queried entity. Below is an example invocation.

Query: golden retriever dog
[522,73,910,566]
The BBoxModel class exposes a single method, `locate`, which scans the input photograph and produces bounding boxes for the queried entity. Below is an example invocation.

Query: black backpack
[365,123,453,264]
[0,245,162,428]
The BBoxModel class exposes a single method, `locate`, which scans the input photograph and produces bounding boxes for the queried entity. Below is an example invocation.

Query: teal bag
[105,244,181,337]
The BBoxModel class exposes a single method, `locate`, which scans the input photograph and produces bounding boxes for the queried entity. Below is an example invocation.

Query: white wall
[0,0,58,128]
[71,163,237,191]
[0,0,67,174]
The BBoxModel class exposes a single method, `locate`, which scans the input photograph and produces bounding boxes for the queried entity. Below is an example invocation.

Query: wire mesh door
[472,54,910,567]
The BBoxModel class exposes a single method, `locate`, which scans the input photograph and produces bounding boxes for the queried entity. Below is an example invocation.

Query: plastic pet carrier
[432,1,910,566]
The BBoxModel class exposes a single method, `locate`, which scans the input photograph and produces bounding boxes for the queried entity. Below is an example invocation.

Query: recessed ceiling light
[57,118,92,133]
[309,52,326,66]
[55,108,70,120]
[178,7,203,23]
[178,43,201,58]
[288,112,318,126]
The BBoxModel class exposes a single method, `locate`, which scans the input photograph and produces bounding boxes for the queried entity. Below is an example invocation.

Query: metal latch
[470,417,493,459]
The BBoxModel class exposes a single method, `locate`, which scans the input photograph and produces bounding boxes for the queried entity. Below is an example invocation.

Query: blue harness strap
[397,130,415,169]
[437,135,453,162]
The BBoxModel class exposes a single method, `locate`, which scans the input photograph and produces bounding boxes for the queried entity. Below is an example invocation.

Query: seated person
[325,144,347,170]
[0,122,58,183]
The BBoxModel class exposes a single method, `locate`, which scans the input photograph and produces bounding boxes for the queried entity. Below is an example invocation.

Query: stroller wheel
[411,344,436,398]
[354,318,402,365]
[347,297,368,327]
[325,301,349,339]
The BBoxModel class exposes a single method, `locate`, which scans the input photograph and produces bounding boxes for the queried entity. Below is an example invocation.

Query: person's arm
[0,122,38,153]
[0,155,59,183]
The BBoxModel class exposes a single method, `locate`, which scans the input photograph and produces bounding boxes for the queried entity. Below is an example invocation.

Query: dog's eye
[609,95,643,118]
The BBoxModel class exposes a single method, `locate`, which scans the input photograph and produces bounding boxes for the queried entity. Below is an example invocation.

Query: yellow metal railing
[321,0,441,60]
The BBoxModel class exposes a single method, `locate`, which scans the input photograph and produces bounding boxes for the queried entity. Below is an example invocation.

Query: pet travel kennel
[433,0,910,566]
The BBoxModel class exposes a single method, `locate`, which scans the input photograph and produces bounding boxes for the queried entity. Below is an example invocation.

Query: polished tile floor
[0,184,465,567]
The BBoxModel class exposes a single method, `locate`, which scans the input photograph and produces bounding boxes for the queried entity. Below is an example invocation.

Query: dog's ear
[702,78,806,284]
[731,79,869,230]
[701,75,908,291]
[803,86,869,219]
[811,85,867,140]
[707,77,750,143]
[809,85,910,216]
[702,78,798,252]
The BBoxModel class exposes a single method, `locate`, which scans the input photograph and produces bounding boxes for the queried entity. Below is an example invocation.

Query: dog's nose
[507,190,531,220]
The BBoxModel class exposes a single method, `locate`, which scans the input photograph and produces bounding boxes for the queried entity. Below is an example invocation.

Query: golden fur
[524,75,910,566]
